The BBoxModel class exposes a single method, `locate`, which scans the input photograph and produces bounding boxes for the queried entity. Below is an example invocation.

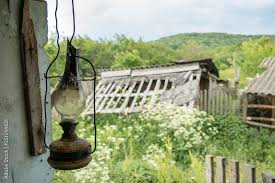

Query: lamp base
[48,119,92,170]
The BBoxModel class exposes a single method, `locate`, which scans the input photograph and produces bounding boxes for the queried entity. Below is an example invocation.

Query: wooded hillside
[45,33,275,87]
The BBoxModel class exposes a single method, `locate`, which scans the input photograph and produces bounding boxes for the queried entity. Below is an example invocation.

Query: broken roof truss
[83,61,206,114]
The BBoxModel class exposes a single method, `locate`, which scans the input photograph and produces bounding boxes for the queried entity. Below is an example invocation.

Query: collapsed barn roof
[246,57,275,95]
[83,58,221,114]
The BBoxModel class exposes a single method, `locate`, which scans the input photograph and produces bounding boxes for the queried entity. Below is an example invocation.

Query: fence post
[205,155,215,183]
[243,164,256,183]
[229,160,239,183]
[216,156,226,183]
[262,172,275,183]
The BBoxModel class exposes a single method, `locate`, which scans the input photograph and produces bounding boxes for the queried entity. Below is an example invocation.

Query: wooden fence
[241,94,275,130]
[205,155,275,183]
[198,88,239,115]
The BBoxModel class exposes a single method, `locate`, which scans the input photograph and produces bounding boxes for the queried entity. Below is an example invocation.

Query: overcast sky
[46,0,275,41]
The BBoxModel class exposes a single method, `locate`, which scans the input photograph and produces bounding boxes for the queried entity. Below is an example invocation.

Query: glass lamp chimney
[52,41,86,120]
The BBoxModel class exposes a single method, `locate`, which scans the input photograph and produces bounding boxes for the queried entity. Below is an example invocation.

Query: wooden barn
[242,57,275,129]
[83,59,229,115]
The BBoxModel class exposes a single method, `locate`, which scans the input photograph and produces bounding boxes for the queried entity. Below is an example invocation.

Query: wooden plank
[150,79,161,107]
[246,117,275,123]
[262,172,275,183]
[98,81,117,112]
[244,121,275,129]
[120,81,137,112]
[216,89,220,114]
[220,89,224,114]
[101,69,131,78]
[216,156,226,183]
[86,80,102,105]
[212,90,216,114]
[247,104,275,110]
[242,94,248,122]
[21,0,45,156]
[112,82,130,109]
[162,79,169,92]
[199,90,205,111]
[84,81,106,111]
[105,80,124,109]
[130,79,145,112]
[131,64,200,77]
[205,155,215,183]
[95,82,113,109]
[243,164,256,183]
[228,160,239,183]
[140,79,153,109]
[204,90,208,112]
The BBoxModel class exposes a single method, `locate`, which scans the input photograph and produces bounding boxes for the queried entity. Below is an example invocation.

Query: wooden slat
[95,82,113,109]
[262,172,275,183]
[247,104,275,109]
[204,90,208,112]
[105,80,124,109]
[86,80,102,105]
[246,117,275,123]
[199,90,205,111]
[244,121,275,129]
[216,156,226,183]
[130,80,145,112]
[162,79,169,92]
[120,81,137,112]
[140,79,153,109]
[98,81,117,112]
[150,79,161,107]
[112,82,130,109]
[84,81,106,111]
[228,160,239,183]
[215,90,220,114]
[243,164,256,183]
[242,94,248,121]
[212,90,215,114]
[205,155,214,183]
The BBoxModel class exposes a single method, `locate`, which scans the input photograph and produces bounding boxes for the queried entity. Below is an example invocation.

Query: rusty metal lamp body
[44,40,96,170]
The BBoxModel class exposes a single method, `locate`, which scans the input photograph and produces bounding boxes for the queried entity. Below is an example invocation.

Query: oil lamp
[44,0,96,170]
[46,41,92,170]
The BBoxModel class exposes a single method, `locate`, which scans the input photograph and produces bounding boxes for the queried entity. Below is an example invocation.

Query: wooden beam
[140,79,153,109]
[216,156,226,183]
[98,81,117,112]
[244,121,275,129]
[246,117,275,123]
[243,164,256,183]
[112,82,130,109]
[21,0,45,156]
[120,81,137,113]
[247,104,275,110]
[262,172,275,183]
[105,80,124,110]
[150,79,161,107]
[130,79,145,112]
[228,160,239,183]
[205,155,214,183]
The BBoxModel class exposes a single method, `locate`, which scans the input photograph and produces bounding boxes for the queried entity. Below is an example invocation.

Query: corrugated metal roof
[246,57,275,95]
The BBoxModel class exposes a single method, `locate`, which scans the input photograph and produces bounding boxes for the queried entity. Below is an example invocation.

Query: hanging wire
[76,55,97,153]
[69,0,76,43]
[43,0,60,149]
